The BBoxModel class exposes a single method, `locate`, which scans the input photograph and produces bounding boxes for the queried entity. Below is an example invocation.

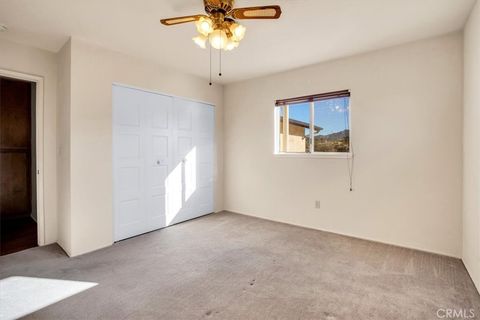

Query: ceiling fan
[160,0,282,51]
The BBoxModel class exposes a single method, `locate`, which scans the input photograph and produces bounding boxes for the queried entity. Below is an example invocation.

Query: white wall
[224,33,463,257]
[0,39,58,245]
[56,39,72,255]
[0,28,467,260]
[62,38,224,256]
[463,0,480,289]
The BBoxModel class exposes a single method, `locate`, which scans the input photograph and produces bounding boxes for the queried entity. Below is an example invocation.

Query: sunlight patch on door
[165,147,198,226]
[184,147,197,202]
[166,161,183,226]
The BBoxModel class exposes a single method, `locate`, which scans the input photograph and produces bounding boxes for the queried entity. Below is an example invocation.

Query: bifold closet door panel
[166,98,194,226]
[143,92,174,233]
[168,98,214,226]
[191,103,214,216]
[113,86,148,241]
[114,87,175,240]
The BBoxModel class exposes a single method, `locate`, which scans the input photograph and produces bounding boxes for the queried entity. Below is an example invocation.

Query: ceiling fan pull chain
[209,41,212,86]
[219,47,222,77]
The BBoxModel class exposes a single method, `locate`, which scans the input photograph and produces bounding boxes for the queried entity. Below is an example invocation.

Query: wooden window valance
[275,90,350,106]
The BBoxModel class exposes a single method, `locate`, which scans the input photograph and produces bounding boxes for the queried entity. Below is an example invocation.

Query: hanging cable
[219,47,222,76]
[344,98,354,191]
[347,142,355,192]
[209,41,212,86]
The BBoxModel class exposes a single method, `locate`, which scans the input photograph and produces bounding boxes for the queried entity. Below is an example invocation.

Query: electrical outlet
[315,200,321,209]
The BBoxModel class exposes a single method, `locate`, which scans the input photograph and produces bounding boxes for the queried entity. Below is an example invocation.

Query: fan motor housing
[204,0,234,14]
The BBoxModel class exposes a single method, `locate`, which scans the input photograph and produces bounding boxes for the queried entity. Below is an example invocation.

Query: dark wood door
[0,77,33,220]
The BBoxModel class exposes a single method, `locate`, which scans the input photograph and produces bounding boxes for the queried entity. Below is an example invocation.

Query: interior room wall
[64,38,224,256]
[224,33,463,257]
[0,38,58,245]
[463,0,480,290]
[56,39,72,255]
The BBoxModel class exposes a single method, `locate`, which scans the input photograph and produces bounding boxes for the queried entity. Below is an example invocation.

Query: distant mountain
[316,129,349,141]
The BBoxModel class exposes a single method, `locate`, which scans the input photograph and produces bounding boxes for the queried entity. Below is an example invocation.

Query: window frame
[273,96,352,159]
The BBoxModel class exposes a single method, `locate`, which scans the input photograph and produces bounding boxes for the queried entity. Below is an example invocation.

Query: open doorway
[0,76,38,255]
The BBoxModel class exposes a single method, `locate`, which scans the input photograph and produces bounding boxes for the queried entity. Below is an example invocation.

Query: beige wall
[463,1,480,289]
[224,33,464,257]
[0,28,469,261]
[0,39,58,245]
[63,38,224,256]
[56,39,72,255]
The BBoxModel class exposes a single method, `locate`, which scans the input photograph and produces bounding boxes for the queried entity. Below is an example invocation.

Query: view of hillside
[306,129,350,152]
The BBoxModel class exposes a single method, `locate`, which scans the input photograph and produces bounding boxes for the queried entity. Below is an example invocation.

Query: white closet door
[113,86,147,241]
[167,99,214,225]
[144,92,174,232]
[192,102,215,215]
[113,85,214,241]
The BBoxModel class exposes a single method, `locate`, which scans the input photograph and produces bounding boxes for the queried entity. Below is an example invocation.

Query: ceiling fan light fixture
[195,16,213,36]
[225,38,239,51]
[192,34,208,49]
[230,23,246,41]
[209,29,228,50]
[160,0,281,80]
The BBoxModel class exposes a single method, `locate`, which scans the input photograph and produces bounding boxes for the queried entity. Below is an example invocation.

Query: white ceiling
[0,0,476,83]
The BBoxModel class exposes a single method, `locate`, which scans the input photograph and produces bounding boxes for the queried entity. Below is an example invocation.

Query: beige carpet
[0,211,479,320]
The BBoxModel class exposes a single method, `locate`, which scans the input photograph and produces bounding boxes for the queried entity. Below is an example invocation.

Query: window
[275,90,351,156]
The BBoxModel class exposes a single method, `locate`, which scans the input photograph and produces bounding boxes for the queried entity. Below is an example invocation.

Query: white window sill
[274,152,352,159]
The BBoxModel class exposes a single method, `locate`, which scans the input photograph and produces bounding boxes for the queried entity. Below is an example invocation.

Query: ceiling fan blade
[230,5,282,19]
[160,14,206,26]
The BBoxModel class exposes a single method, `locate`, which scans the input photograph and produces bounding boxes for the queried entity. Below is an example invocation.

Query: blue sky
[288,97,349,135]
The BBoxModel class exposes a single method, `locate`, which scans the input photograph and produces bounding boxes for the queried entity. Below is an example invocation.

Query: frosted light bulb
[209,29,228,50]
[192,34,207,49]
[195,17,213,36]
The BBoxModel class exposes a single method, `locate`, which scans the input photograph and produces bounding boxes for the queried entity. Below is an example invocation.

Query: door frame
[0,68,45,246]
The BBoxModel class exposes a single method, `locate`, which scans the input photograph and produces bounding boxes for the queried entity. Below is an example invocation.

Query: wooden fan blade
[230,5,282,19]
[160,14,206,26]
